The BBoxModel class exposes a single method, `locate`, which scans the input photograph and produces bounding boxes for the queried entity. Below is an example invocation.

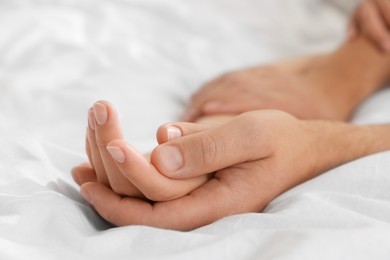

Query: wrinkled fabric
[1,0,390,259]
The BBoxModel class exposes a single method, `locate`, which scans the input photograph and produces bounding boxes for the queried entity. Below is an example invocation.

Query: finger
[200,91,261,115]
[186,72,259,122]
[80,176,248,230]
[92,101,141,197]
[151,111,278,179]
[72,164,97,186]
[87,108,110,186]
[85,128,94,169]
[106,140,209,201]
[360,0,390,52]
[156,122,209,144]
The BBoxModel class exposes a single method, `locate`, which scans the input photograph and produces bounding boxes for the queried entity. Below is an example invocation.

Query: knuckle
[199,133,220,168]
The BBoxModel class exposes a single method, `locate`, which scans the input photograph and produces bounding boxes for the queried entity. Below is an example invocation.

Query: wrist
[306,121,390,179]
[301,37,390,121]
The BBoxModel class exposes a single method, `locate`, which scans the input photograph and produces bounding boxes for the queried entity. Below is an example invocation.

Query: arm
[185,35,390,121]
[302,36,390,120]
[75,110,390,230]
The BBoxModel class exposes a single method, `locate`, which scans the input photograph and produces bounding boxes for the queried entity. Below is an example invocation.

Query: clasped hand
[72,101,329,230]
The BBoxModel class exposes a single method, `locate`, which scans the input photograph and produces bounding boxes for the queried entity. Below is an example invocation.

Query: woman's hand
[348,0,390,52]
[73,109,390,230]
[72,101,209,202]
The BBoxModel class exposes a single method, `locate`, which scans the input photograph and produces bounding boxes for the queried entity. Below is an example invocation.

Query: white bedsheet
[1,0,390,259]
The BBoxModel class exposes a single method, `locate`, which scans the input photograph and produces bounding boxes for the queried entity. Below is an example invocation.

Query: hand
[348,0,390,52]
[72,101,209,201]
[183,57,341,122]
[73,110,388,230]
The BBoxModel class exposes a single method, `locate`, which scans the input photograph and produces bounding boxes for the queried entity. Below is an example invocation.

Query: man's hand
[73,109,390,230]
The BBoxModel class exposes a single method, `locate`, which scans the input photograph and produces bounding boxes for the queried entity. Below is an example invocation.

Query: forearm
[302,121,390,183]
[275,54,328,74]
[303,36,390,120]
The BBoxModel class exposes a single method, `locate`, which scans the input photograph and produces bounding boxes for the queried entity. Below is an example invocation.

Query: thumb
[150,112,272,179]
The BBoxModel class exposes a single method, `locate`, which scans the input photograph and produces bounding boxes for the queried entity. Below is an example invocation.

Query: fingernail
[81,187,93,204]
[204,101,222,111]
[382,41,390,52]
[107,146,126,163]
[93,102,108,126]
[88,108,95,130]
[158,145,184,172]
[167,126,182,141]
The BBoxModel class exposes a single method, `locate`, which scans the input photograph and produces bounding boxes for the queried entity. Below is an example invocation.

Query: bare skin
[76,101,210,201]
[71,35,390,230]
[184,37,390,122]
[348,0,390,53]
[73,108,390,230]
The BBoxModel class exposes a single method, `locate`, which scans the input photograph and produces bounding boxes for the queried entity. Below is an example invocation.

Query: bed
[1,0,390,259]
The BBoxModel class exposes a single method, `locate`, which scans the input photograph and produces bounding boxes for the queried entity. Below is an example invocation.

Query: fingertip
[71,164,96,186]
[151,145,184,178]
[156,124,169,144]
[71,167,81,185]
[157,124,183,144]
[94,100,112,108]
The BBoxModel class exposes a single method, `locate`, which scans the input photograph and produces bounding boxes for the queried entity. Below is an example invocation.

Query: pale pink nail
[107,146,126,163]
[167,126,182,141]
[158,146,183,172]
[93,102,108,126]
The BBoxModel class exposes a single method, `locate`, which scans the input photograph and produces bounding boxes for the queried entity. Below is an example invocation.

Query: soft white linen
[1,0,390,259]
